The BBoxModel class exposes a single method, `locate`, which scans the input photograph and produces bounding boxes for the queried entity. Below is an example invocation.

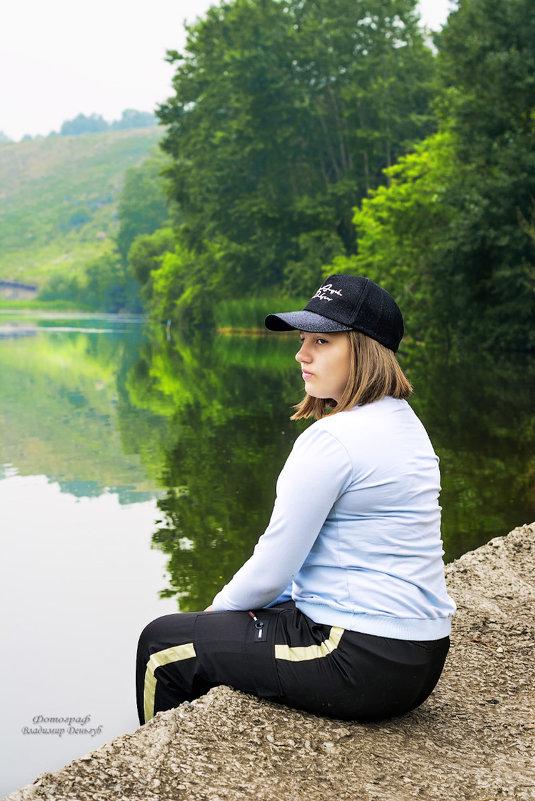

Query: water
[0,315,177,797]
[0,312,533,796]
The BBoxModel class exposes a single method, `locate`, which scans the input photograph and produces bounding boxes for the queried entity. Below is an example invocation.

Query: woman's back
[289,397,455,638]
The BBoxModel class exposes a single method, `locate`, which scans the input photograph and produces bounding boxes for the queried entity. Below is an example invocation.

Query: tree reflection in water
[121,329,534,611]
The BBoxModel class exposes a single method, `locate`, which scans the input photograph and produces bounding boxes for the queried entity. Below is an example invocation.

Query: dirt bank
[5,523,535,801]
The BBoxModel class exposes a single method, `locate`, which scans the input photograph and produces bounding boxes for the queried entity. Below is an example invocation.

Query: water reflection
[0,316,175,797]
[121,331,534,611]
[0,314,533,795]
[0,317,161,499]
[120,332,307,611]
[2,314,533,609]
[404,346,535,560]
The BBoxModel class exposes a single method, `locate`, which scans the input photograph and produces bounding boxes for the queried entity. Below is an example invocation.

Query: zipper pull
[249,611,268,642]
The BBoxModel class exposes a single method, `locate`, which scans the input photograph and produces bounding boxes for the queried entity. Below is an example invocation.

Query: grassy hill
[0,127,163,287]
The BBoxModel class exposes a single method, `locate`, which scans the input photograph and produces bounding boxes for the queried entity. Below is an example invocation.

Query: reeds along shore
[214,297,307,333]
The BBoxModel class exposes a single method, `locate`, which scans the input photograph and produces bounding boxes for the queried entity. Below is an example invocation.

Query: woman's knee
[137,615,166,654]
[137,612,194,656]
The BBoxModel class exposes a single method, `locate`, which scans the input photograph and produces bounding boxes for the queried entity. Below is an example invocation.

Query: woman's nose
[295,344,310,363]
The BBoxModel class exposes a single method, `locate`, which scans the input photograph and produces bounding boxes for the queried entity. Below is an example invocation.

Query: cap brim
[265,310,352,333]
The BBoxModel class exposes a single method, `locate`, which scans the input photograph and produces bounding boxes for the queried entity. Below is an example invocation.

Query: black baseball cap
[265,274,404,352]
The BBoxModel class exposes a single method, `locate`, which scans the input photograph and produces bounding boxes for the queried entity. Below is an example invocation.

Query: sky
[1,0,456,142]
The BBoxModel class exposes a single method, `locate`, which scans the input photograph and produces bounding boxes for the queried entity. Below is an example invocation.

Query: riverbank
[5,522,535,801]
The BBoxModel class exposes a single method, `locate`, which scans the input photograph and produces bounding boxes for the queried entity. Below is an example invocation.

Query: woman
[136,274,455,725]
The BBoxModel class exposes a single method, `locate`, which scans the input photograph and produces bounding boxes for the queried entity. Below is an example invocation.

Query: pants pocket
[193,610,284,699]
[246,610,284,698]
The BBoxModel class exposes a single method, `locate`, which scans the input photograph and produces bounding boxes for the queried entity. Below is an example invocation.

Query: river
[0,311,533,797]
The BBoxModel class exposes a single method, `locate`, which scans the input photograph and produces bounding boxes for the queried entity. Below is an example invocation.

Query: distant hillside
[0,127,163,286]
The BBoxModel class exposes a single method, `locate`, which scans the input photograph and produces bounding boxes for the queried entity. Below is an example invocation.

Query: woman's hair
[291,329,412,421]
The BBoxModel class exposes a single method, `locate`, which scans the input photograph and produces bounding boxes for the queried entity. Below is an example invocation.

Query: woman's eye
[317,338,327,345]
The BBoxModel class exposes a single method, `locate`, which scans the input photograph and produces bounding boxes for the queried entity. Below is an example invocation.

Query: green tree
[331,0,535,349]
[60,113,109,136]
[128,227,176,308]
[330,132,461,344]
[83,252,135,312]
[39,251,141,312]
[432,0,535,348]
[116,153,172,263]
[111,109,157,130]
[155,0,436,324]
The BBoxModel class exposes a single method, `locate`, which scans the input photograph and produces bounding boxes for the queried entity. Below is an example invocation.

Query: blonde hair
[291,330,412,421]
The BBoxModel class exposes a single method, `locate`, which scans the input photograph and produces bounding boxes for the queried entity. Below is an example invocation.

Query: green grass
[0,298,92,312]
[214,296,308,331]
[0,127,163,286]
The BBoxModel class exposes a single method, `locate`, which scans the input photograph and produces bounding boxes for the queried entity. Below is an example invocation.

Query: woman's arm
[211,426,352,611]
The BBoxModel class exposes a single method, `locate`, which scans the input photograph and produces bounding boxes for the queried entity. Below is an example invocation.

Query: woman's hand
[204,605,215,612]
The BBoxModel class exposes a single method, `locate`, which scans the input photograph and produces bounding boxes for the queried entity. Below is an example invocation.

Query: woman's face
[295,331,351,403]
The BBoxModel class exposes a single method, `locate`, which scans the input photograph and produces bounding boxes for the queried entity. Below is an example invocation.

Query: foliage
[0,298,84,311]
[330,0,535,349]
[6,0,534,343]
[329,131,460,344]
[147,240,199,324]
[111,109,157,130]
[39,250,142,313]
[128,228,176,306]
[37,150,180,314]
[433,0,535,349]
[213,296,307,331]
[153,0,436,324]
[116,152,173,263]
[60,113,109,136]
[59,110,157,136]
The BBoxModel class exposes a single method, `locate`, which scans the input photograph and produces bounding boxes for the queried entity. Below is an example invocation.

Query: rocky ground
[5,523,535,801]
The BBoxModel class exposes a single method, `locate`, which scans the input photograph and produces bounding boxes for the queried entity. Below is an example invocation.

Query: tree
[128,227,176,306]
[116,152,173,263]
[60,113,109,136]
[330,131,460,344]
[38,251,141,313]
[111,109,157,130]
[156,0,436,324]
[83,252,134,312]
[432,0,535,348]
[331,0,535,349]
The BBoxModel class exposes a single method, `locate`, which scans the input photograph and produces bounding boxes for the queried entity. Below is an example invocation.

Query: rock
[4,523,535,801]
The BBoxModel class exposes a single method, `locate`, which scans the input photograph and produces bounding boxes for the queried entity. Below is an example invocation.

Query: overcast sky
[1,0,456,142]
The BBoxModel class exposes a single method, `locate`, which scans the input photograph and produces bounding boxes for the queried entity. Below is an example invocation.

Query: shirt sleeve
[211,424,353,611]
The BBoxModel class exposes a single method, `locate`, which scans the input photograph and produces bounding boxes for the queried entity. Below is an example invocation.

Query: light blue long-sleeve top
[212,396,456,640]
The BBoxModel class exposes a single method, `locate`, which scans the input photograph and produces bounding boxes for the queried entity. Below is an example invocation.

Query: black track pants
[136,601,449,725]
